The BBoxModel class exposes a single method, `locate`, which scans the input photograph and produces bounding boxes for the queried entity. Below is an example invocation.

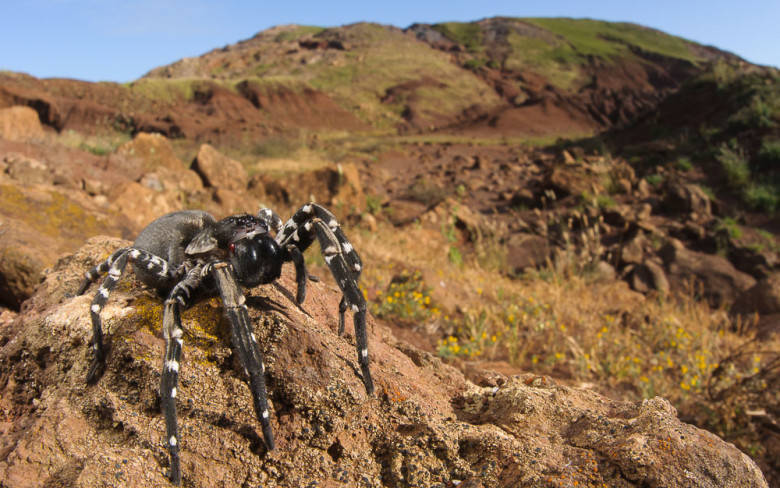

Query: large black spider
[76,203,373,485]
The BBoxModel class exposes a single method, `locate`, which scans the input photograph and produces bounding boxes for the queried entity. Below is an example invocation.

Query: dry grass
[349,210,778,477]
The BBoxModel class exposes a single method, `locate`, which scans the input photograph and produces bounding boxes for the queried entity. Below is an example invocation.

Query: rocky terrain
[1,16,778,487]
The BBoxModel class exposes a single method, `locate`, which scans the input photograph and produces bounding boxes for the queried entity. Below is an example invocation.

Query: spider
[75,203,373,485]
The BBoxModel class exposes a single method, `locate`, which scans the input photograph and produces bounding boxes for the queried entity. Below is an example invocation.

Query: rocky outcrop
[0,238,768,487]
[191,143,248,192]
[0,106,46,142]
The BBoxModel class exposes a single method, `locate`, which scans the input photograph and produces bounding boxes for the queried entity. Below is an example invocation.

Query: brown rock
[626,261,670,295]
[191,144,248,192]
[386,199,428,226]
[0,184,130,308]
[0,106,45,142]
[620,232,646,265]
[506,233,549,273]
[662,181,711,217]
[733,273,780,316]
[265,163,365,213]
[660,242,756,307]
[116,132,187,173]
[2,153,53,185]
[109,181,181,232]
[0,237,767,488]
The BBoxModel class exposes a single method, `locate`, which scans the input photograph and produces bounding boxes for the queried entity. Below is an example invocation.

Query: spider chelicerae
[76,203,373,485]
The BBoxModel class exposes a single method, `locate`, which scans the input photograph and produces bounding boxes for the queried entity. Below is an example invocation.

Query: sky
[2,0,778,83]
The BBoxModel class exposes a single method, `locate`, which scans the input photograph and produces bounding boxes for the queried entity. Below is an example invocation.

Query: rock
[109,182,181,232]
[1,152,53,185]
[620,232,646,265]
[385,199,428,226]
[660,242,757,307]
[0,106,45,142]
[591,260,617,282]
[545,166,597,198]
[251,163,365,213]
[733,273,780,316]
[662,181,711,218]
[626,261,670,295]
[0,184,131,309]
[0,237,768,488]
[116,132,187,173]
[505,233,549,273]
[191,143,248,192]
[636,178,651,198]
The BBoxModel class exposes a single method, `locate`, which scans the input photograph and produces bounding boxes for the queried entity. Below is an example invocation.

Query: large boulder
[660,241,757,307]
[0,184,130,309]
[116,132,188,173]
[0,237,768,487]
[191,144,248,192]
[0,106,45,142]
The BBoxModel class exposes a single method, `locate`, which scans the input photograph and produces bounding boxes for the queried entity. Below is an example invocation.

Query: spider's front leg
[277,203,373,395]
[159,265,212,485]
[210,262,275,450]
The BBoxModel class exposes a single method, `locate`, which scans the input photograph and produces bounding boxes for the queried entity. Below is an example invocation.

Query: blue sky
[2,0,778,82]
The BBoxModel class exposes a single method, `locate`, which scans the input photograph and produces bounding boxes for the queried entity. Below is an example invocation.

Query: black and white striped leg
[79,247,180,384]
[210,262,275,451]
[160,266,204,486]
[83,250,131,383]
[76,247,130,296]
[277,204,372,394]
[287,245,308,304]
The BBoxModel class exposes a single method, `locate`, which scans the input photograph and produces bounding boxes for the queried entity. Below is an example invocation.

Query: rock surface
[0,237,768,488]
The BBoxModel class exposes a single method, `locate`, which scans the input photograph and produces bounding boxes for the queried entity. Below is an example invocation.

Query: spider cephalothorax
[76,203,372,485]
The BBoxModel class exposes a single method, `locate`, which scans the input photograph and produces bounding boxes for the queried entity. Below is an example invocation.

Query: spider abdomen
[132,210,216,292]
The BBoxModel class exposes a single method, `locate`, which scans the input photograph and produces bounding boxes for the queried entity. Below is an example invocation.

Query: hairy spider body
[76,204,372,485]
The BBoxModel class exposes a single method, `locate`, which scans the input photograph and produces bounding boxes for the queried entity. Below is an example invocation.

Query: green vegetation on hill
[524,18,701,64]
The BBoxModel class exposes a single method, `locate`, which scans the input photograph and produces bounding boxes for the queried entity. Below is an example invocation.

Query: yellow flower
[680,382,690,391]
[681,365,688,374]
[640,376,649,383]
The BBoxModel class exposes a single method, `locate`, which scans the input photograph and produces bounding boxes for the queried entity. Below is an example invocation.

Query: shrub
[716,143,750,191]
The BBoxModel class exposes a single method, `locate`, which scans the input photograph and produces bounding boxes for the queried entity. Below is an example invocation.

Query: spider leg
[80,248,179,384]
[287,245,308,304]
[338,296,347,337]
[160,266,204,486]
[258,207,284,234]
[76,247,130,295]
[277,203,373,395]
[210,262,275,451]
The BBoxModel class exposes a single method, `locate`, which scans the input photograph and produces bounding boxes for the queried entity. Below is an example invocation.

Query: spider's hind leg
[76,247,129,296]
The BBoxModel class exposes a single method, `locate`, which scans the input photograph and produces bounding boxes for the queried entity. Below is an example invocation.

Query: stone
[0,106,45,142]
[116,132,187,173]
[191,143,248,192]
[505,233,549,273]
[660,242,756,307]
[662,181,711,218]
[733,273,780,316]
[626,260,670,295]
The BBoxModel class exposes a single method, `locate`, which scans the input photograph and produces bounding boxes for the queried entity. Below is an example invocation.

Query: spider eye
[230,236,282,286]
